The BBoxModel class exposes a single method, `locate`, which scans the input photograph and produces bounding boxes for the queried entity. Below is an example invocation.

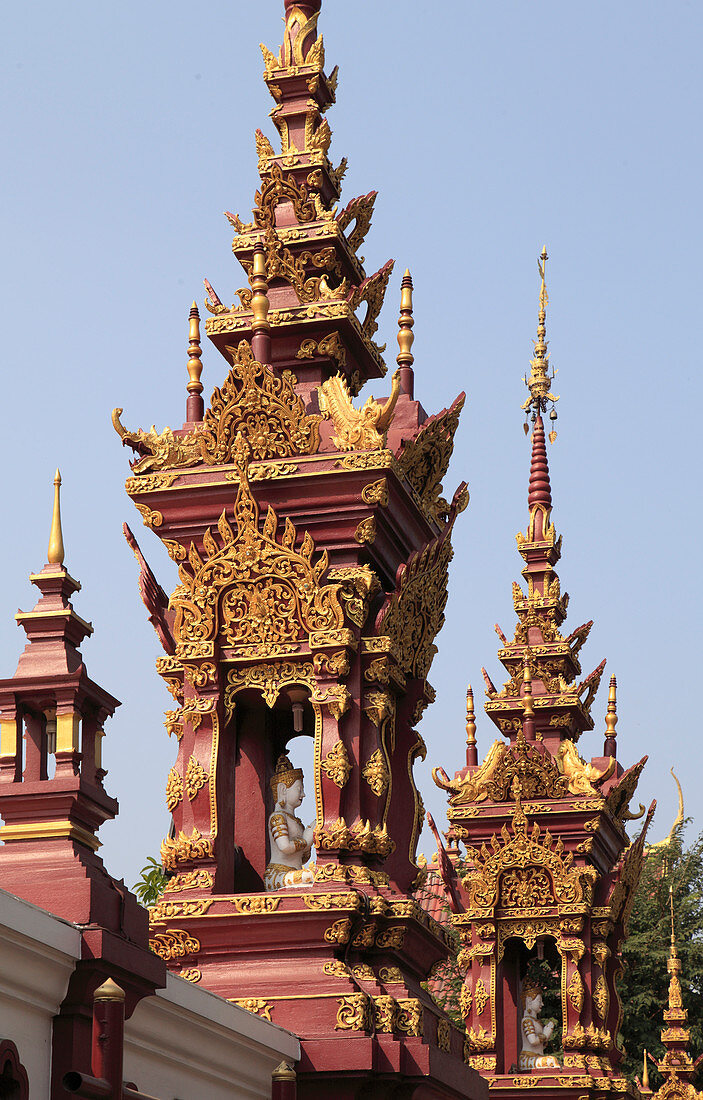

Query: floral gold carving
[164,869,214,892]
[354,517,376,545]
[133,502,163,529]
[165,767,183,812]
[232,895,280,914]
[324,918,353,945]
[567,969,585,1013]
[113,340,322,475]
[336,993,371,1032]
[379,966,404,983]
[376,926,405,949]
[320,741,352,788]
[499,867,553,908]
[473,977,489,1016]
[170,437,346,656]
[396,999,423,1037]
[362,749,389,796]
[437,1018,451,1052]
[160,827,214,872]
[179,968,202,983]
[396,393,465,524]
[593,974,609,1021]
[149,898,213,921]
[338,451,394,471]
[362,478,389,507]
[232,998,273,1022]
[297,332,347,371]
[323,960,350,978]
[303,892,360,911]
[149,929,200,962]
[363,690,394,727]
[373,995,398,1033]
[314,817,395,858]
[434,734,569,807]
[185,756,208,801]
[376,491,464,681]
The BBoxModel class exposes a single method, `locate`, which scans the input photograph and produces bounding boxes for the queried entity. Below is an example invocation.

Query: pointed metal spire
[186,301,204,423]
[397,268,415,397]
[47,469,65,566]
[250,242,271,366]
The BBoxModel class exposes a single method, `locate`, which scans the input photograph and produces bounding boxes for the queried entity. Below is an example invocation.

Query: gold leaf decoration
[165,767,183,812]
[185,756,208,801]
[321,741,352,788]
[362,748,389,797]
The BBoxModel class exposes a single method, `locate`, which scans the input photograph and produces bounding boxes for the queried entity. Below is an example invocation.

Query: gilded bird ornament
[318,369,401,451]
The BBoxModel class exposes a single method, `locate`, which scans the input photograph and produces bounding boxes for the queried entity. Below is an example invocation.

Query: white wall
[0,888,81,1100]
[0,887,299,1100]
[124,974,300,1099]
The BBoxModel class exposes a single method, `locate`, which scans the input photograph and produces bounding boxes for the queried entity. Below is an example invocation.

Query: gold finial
[521,246,559,433]
[466,686,477,746]
[186,302,203,396]
[47,469,65,566]
[522,660,535,719]
[94,977,125,1003]
[465,684,478,766]
[250,243,270,335]
[642,1050,650,1091]
[397,269,415,367]
[396,268,415,398]
[604,674,618,757]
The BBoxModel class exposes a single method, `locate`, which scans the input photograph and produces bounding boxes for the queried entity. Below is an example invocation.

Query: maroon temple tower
[108,2,485,1097]
[433,252,654,1100]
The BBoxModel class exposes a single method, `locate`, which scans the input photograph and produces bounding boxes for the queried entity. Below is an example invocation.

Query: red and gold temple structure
[110,1,481,1096]
[0,2,689,1099]
[431,250,656,1100]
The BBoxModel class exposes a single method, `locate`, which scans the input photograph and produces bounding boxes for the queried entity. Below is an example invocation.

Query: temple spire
[47,469,65,566]
[185,302,204,423]
[397,269,415,397]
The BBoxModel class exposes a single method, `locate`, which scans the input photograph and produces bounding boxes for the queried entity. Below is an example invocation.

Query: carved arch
[0,1040,29,1100]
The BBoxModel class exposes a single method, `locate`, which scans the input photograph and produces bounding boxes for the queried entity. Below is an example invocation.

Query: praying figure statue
[519,982,560,1070]
[264,754,315,892]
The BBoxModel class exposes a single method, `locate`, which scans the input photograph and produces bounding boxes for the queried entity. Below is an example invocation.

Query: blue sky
[1,1,700,888]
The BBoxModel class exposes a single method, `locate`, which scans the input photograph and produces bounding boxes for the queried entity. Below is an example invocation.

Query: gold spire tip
[47,468,65,566]
[642,1050,649,1091]
[465,685,477,746]
[250,243,270,334]
[522,660,535,718]
[521,245,559,427]
[397,269,415,368]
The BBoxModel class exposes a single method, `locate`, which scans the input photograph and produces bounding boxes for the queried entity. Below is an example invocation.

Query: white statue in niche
[519,982,560,1069]
[264,754,315,891]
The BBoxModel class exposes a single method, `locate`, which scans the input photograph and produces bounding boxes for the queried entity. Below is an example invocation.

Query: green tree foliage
[133,856,168,908]
[618,824,703,1086]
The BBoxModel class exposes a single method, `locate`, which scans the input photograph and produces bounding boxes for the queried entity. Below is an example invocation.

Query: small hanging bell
[549,407,557,421]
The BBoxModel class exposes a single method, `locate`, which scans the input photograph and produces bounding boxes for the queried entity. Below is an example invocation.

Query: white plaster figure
[264,754,315,891]
[518,983,560,1070]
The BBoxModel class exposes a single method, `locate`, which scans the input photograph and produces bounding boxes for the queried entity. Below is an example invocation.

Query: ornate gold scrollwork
[165,767,183,812]
[160,827,214,872]
[362,749,389,796]
[336,993,371,1032]
[396,393,465,524]
[320,741,352,788]
[149,929,201,962]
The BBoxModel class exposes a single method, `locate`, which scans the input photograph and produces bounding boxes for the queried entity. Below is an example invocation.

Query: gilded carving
[179,968,202,983]
[396,393,465,524]
[567,969,585,1013]
[232,998,273,1022]
[557,740,615,795]
[149,898,213,921]
[354,516,376,544]
[232,895,280,914]
[323,960,351,979]
[133,502,163,529]
[460,787,597,914]
[373,995,398,1033]
[337,192,377,254]
[361,478,389,507]
[320,741,352,788]
[435,733,569,807]
[328,564,380,627]
[396,999,424,1037]
[376,490,464,681]
[125,472,178,493]
[500,867,554,908]
[170,436,346,655]
[363,691,394,727]
[165,767,183,812]
[160,827,214,872]
[113,340,322,474]
[436,1018,452,1052]
[379,966,404,983]
[314,817,395,858]
[149,929,201,962]
[336,993,371,1032]
[474,977,489,1016]
[182,662,217,689]
[466,1025,494,1052]
[296,332,347,371]
[164,869,214,893]
[376,927,405,949]
[593,974,610,1021]
[185,756,208,801]
[337,451,394,472]
[362,749,390,797]
[324,918,353,945]
[303,892,360,911]
[346,259,395,353]
[318,370,400,451]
